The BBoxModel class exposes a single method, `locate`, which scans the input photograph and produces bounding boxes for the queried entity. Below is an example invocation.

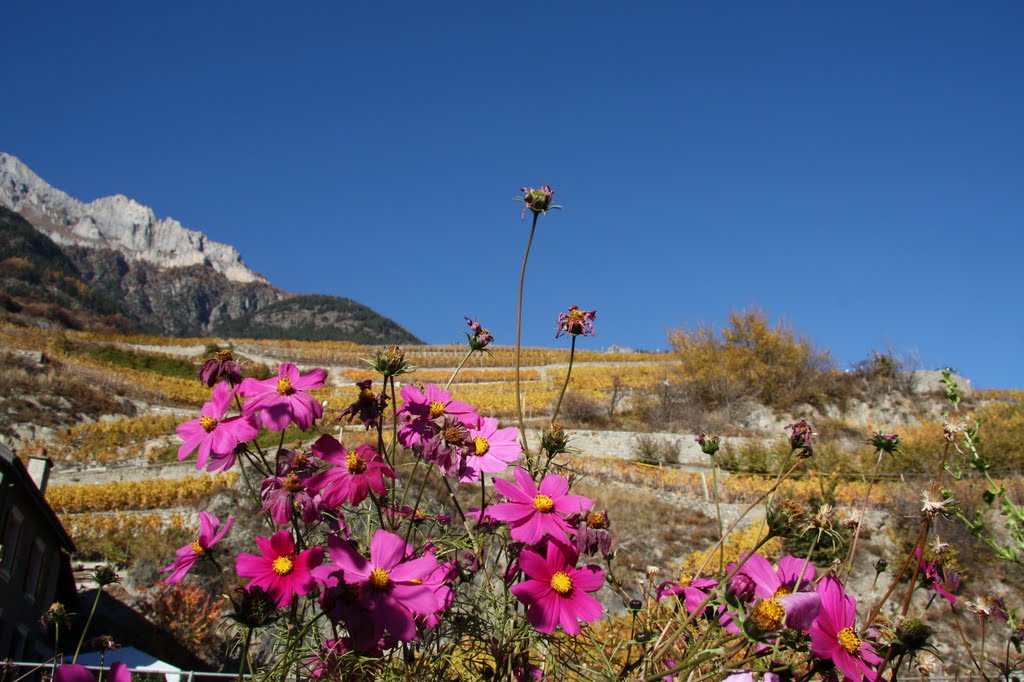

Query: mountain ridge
[0,153,421,344]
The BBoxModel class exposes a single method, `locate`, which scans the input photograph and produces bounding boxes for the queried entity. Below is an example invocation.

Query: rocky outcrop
[0,153,265,283]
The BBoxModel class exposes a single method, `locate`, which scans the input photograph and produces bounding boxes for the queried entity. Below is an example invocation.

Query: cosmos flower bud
[465,317,494,351]
[866,430,901,455]
[893,617,934,655]
[518,184,559,220]
[366,345,414,379]
[228,586,280,629]
[541,423,571,457]
[696,433,721,456]
[91,565,120,587]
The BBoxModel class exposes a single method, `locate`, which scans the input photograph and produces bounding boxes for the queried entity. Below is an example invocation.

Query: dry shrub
[136,582,225,663]
[668,308,836,412]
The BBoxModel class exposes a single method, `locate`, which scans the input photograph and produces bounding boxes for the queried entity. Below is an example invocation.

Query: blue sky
[3,2,1022,388]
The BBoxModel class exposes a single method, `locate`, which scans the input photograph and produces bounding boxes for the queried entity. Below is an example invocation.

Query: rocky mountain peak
[0,152,265,284]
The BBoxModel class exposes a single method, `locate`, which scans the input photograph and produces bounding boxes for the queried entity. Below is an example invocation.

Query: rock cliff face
[0,153,421,343]
[0,153,264,284]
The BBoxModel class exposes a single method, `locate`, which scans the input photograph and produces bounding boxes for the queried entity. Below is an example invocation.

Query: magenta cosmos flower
[55,663,131,682]
[396,383,478,447]
[809,576,882,681]
[656,573,719,614]
[177,381,258,470]
[730,554,820,634]
[555,305,597,338]
[489,467,593,544]
[459,416,522,483]
[510,538,604,635]
[306,435,395,507]
[238,363,326,431]
[235,530,324,607]
[162,511,233,584]
[320,530,444,643]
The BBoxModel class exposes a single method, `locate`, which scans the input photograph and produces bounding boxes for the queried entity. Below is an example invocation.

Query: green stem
[515,212,539,458]
[711,456,724,573]
[72,586,104,663]
[842,447,884,580]
[445,348,475,391]
[237,627,253,681]
[550,335,576,426]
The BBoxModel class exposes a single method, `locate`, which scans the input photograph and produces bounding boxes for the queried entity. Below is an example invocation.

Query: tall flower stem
[72,587,104,663]
[710,456,724,573]
[445,348,475,391]
[237,626,253,682]
[515,212,539,457]
[841,447,885,580]
[550,335,577,426]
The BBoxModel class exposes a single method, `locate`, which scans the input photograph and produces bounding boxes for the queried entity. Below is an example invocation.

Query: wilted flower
[921,489,955,519]
[337,379,388,429]
[766,499,806,538]
[965,594,1008,622]
[198,349,242,387]
[570,509,613,557]
[42,602,71,628]
[556,305,597,338]
[785,420,815,455]
[695,433,721,456]
[915,651,941,677]
[465,317,494,351]
[518,184,558,220]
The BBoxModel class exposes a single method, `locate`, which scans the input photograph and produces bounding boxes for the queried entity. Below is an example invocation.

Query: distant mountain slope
[0,206,132,331]
[213,294,421,345]
[0,154,423,344]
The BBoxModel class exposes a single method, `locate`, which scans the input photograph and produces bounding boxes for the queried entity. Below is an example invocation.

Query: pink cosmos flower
[419,416,473,477]
[261,471,320,524]
[235,530,325,608]
[306,436,395,507]
[238,363,326,431]
[459,416,522,483]
[915,547,961,604]
[809,576,882,681]
[656,574,719,614]
[489,467,593,544]
[555,305,597,338]
[162,511,233,584]
[55,663,131,682]
[319,530,444,643]
[177,382,259,470]
[396,383,478,446]
[510,538,604,635]
[731,554,816,601]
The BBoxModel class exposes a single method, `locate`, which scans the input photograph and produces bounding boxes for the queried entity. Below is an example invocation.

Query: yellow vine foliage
[47,473,237,513]
[40,413,185,464]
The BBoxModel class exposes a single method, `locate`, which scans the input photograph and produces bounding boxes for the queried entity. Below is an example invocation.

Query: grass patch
[80,344,198,380]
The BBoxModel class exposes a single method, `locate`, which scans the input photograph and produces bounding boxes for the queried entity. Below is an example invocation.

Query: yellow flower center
[276,377,294,395]
[368,568,391,591]
[751,598,786,631]
[443,426,463,444]
[473,437,490,455]
[677,574,692,588]
[346,452,367,474]
[586,511,607,528]
[551,571,573,595]
[837,627,861,654]
[774,585,793,598]
[533,494,554,513]
[190,540,204,553]
[359,387,375,401]
[292,453,308,468]
[215,350,234,362]
[199,415,219,432]
[283,473,303,492]
[568,309,586,324]
[428,400,446,418]
[272,556,294,576]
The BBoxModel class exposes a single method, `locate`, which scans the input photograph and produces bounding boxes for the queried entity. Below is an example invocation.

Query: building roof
[0,445,75,553]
